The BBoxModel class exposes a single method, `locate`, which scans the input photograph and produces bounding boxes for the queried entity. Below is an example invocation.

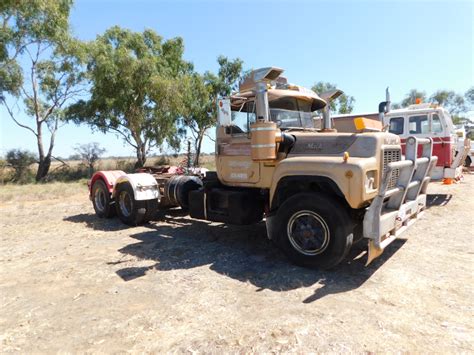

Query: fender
[89,170,126,195]
[114,173,159,201]
[270,156,379,209]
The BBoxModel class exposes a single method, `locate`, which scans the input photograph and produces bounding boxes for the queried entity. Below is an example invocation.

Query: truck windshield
[270,108,314,129]
[269,96,314,129]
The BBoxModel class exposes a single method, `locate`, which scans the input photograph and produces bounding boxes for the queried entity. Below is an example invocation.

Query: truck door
[431,112,453,167]
[216,100,261,185]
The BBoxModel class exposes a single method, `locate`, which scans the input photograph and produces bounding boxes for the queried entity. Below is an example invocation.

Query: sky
[1,0,473,158]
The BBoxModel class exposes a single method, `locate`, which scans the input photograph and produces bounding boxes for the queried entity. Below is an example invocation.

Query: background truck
[455,126,474,168]
[88,67,437,268]
[332,99,469,180]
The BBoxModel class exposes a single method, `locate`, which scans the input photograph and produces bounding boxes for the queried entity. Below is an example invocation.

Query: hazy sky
[1,0,473,158]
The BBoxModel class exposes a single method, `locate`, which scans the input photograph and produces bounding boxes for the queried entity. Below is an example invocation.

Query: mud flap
[363,137,437,265]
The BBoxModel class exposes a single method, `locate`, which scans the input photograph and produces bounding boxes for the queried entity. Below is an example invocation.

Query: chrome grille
[383,149,401,189]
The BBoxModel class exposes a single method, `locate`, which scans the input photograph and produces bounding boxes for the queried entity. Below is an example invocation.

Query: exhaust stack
[378,87,391,121]
[319,89,344,131]
[239,67,284,122]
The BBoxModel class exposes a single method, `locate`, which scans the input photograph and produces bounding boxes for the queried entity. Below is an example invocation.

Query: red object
[88,170,125,194]
[400,136,453,167]
[415,98,422,104]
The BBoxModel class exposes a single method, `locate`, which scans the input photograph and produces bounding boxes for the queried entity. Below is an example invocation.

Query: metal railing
[363,136,438,264]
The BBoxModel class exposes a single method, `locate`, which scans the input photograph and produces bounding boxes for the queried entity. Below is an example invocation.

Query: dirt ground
[1,175,473,353]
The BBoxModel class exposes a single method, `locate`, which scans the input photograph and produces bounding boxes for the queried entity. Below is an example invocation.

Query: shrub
[115,160,135,173]
[6,149,36,184]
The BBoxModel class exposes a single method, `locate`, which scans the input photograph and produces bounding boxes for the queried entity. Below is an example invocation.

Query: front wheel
[115,182,147,226]
[269,193,353,269]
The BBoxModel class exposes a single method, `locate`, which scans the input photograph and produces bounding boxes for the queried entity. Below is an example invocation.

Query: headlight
[365,170,377,191]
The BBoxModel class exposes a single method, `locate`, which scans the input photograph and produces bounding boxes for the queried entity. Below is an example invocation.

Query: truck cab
[188,68,436,267]
[383,104,459,179]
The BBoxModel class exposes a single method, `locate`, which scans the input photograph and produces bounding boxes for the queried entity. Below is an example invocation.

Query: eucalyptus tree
[429,90,465,115]
[182,56,243,166]
[311,81,355,114]
[399,89,427,107]
[1,0,88,181]
[68,26,192,168]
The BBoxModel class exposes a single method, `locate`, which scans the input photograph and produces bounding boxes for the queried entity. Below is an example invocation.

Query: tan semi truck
[88,67,437,268]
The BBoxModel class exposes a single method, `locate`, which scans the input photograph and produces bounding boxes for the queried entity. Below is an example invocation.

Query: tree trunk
[193,131,205,167]
[35,118,58,182]
[36,155,52,181]
[135,144,147,169]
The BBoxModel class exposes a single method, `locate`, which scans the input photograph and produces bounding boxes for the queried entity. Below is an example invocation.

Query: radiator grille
[383,149,401,189]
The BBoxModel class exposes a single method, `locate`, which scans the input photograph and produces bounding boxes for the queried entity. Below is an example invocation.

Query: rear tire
[269,193,353,269]
[464,156,471,168]
[115,182,147,226]
[92,180,116,218]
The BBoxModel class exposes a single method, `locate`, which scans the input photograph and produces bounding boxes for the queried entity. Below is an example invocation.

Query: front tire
[269,193,353,269]
[92,180,116,218]
[115,182,147,226]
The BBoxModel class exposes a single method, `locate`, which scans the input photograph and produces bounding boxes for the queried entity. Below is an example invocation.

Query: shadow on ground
[64,213,132,231]
[64,209,407,303]
[426,194,452,208]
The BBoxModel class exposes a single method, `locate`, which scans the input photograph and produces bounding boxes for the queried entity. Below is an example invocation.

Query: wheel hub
[287,210,330,256]
[94,188,106,212]
[118,191,133,217]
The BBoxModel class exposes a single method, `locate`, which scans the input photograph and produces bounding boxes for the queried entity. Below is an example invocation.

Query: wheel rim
[94,187,107,212]
[287,210,330,256]
[118,190,133,217]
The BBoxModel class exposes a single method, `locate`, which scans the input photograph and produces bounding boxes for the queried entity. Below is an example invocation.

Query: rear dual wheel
[115,182,151,226]
[92,180,116,218]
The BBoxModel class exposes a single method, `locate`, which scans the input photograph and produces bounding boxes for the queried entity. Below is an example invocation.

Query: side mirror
[217,99,231,126]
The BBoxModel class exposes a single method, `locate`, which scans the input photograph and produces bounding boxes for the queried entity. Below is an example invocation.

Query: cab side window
[230,101,256,134]
[408,115,429,134]
[389,117,404,135]
[431,114,443,133]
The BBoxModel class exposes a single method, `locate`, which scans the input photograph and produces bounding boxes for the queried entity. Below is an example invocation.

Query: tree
[182,56,243,166]
[311,82,355,114]
[6,148,36,183]
[74,142,106,177]
[429,90,465,115]
[400,89,426,107]
[465,87,474,108]
[67,26,192,168]
[1,0,87,181]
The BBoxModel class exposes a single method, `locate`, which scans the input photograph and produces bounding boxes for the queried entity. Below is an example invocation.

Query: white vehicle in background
[455,125,474,168]
[333,101,470,180]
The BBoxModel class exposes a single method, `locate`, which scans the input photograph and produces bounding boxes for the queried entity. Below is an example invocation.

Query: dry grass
[0,180,88,203]
[0,154,217,185]
[0,175,473,352]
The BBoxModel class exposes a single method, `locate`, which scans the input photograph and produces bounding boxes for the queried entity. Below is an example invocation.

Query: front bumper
[363,137,438,264]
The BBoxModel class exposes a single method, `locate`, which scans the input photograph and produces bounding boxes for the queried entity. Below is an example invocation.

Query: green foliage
[1,0,87,182]
[465,87,474,107]
[311,82,355,114]
[67,26,192,167]
[6,149,37,183]
[181,56,243,165]
[400,89,426,107]
[394,88,472,124]
[429,90,465,115]
[1,0,73,96]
